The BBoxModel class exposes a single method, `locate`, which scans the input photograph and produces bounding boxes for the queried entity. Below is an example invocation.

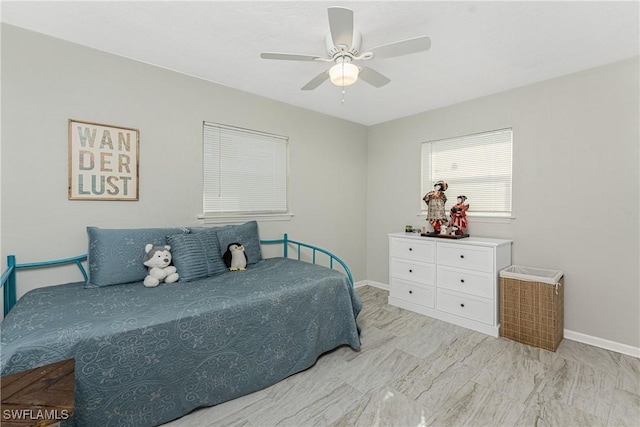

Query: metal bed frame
[1,233,353,316]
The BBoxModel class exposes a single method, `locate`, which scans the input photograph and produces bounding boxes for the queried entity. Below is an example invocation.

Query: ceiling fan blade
[328,7,354,49]
[358,67,391,88]
[366,36,431,60]
[260,52,326,62]
[301,70,330,91]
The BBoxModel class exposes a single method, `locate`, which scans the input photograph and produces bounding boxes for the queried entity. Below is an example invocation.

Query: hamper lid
[500,265,563,285]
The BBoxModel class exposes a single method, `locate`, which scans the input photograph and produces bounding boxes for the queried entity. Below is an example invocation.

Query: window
[203,122,289,219]
[421,128,513,217]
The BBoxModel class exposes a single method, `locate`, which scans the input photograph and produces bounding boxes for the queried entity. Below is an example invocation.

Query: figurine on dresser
[423,180,448,232]
[448,195,469,235]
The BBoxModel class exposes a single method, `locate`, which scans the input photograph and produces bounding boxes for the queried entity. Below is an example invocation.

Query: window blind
[203,123,288,214]
[421,128,513,216]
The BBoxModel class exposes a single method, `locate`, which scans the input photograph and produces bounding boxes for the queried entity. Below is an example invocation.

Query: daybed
[0,222,361,427]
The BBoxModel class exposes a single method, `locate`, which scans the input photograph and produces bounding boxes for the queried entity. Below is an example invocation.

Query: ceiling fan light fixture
[329,61,359,87]
[260,7,430,91]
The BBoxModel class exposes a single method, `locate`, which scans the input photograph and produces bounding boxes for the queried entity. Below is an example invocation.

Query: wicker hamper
[499,266,564,351]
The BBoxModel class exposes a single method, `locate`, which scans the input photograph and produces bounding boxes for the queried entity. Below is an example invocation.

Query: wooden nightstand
[1,359,74,427]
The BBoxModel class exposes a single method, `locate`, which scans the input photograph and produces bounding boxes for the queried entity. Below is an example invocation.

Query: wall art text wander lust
[68,119,139,200]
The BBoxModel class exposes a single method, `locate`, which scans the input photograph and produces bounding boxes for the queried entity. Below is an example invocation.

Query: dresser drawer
[390,238,435,263]
[391,279,435,308]
[437,265,494,299]
[437,243,493,273]
[436,288,493,325]
[391,258,435,285]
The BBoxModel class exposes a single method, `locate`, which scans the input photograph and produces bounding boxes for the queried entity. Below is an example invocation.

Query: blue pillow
[188,227,209,234]
[86,226,190,288]
[215,221,262,265]
[167,229,227,282]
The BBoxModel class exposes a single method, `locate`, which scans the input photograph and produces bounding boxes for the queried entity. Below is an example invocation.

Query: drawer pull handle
[409,248,413,251]
[460,279,465,283]
[409,290,413,294]
[460,254,465,259]
[409,269,413,273]
[460,303,465,308]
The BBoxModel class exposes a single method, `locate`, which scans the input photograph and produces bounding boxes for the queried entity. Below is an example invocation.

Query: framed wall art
[68,119,139,201]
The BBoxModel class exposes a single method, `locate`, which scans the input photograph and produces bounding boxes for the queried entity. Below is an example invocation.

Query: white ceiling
[2,1,639,126]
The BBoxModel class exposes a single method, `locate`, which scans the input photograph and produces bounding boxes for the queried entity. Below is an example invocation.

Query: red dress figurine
[448,195,469,234]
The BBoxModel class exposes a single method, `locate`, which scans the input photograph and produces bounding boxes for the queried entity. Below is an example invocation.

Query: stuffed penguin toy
[223,242,248,271]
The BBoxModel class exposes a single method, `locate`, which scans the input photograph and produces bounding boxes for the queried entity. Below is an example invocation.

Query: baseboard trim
[564,329,640,358]
[355,280,388,290]
[356,280,639,358]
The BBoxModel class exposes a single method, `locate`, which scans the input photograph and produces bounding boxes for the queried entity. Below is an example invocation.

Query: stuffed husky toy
[143,244,179,287]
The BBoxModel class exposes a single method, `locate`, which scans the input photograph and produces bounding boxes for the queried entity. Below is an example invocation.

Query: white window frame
[420,128,514,220]
[201,122,292,224]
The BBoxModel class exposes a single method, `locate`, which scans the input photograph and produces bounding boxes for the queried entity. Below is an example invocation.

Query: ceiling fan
[260,7,431,90]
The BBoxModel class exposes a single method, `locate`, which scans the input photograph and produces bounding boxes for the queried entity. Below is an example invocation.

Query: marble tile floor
[162,285,639,427]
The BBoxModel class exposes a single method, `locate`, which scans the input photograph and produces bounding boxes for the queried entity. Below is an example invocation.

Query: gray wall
[0,24,368,293]
[367,57,640,348]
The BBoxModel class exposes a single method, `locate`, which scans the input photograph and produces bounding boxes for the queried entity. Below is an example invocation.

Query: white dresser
[388,232,512,336]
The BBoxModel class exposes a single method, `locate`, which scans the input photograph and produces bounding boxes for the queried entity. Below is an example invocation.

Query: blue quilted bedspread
[0,258,361,426]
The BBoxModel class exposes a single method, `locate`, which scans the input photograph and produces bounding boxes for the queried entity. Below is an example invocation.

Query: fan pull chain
[341,61,346,105]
